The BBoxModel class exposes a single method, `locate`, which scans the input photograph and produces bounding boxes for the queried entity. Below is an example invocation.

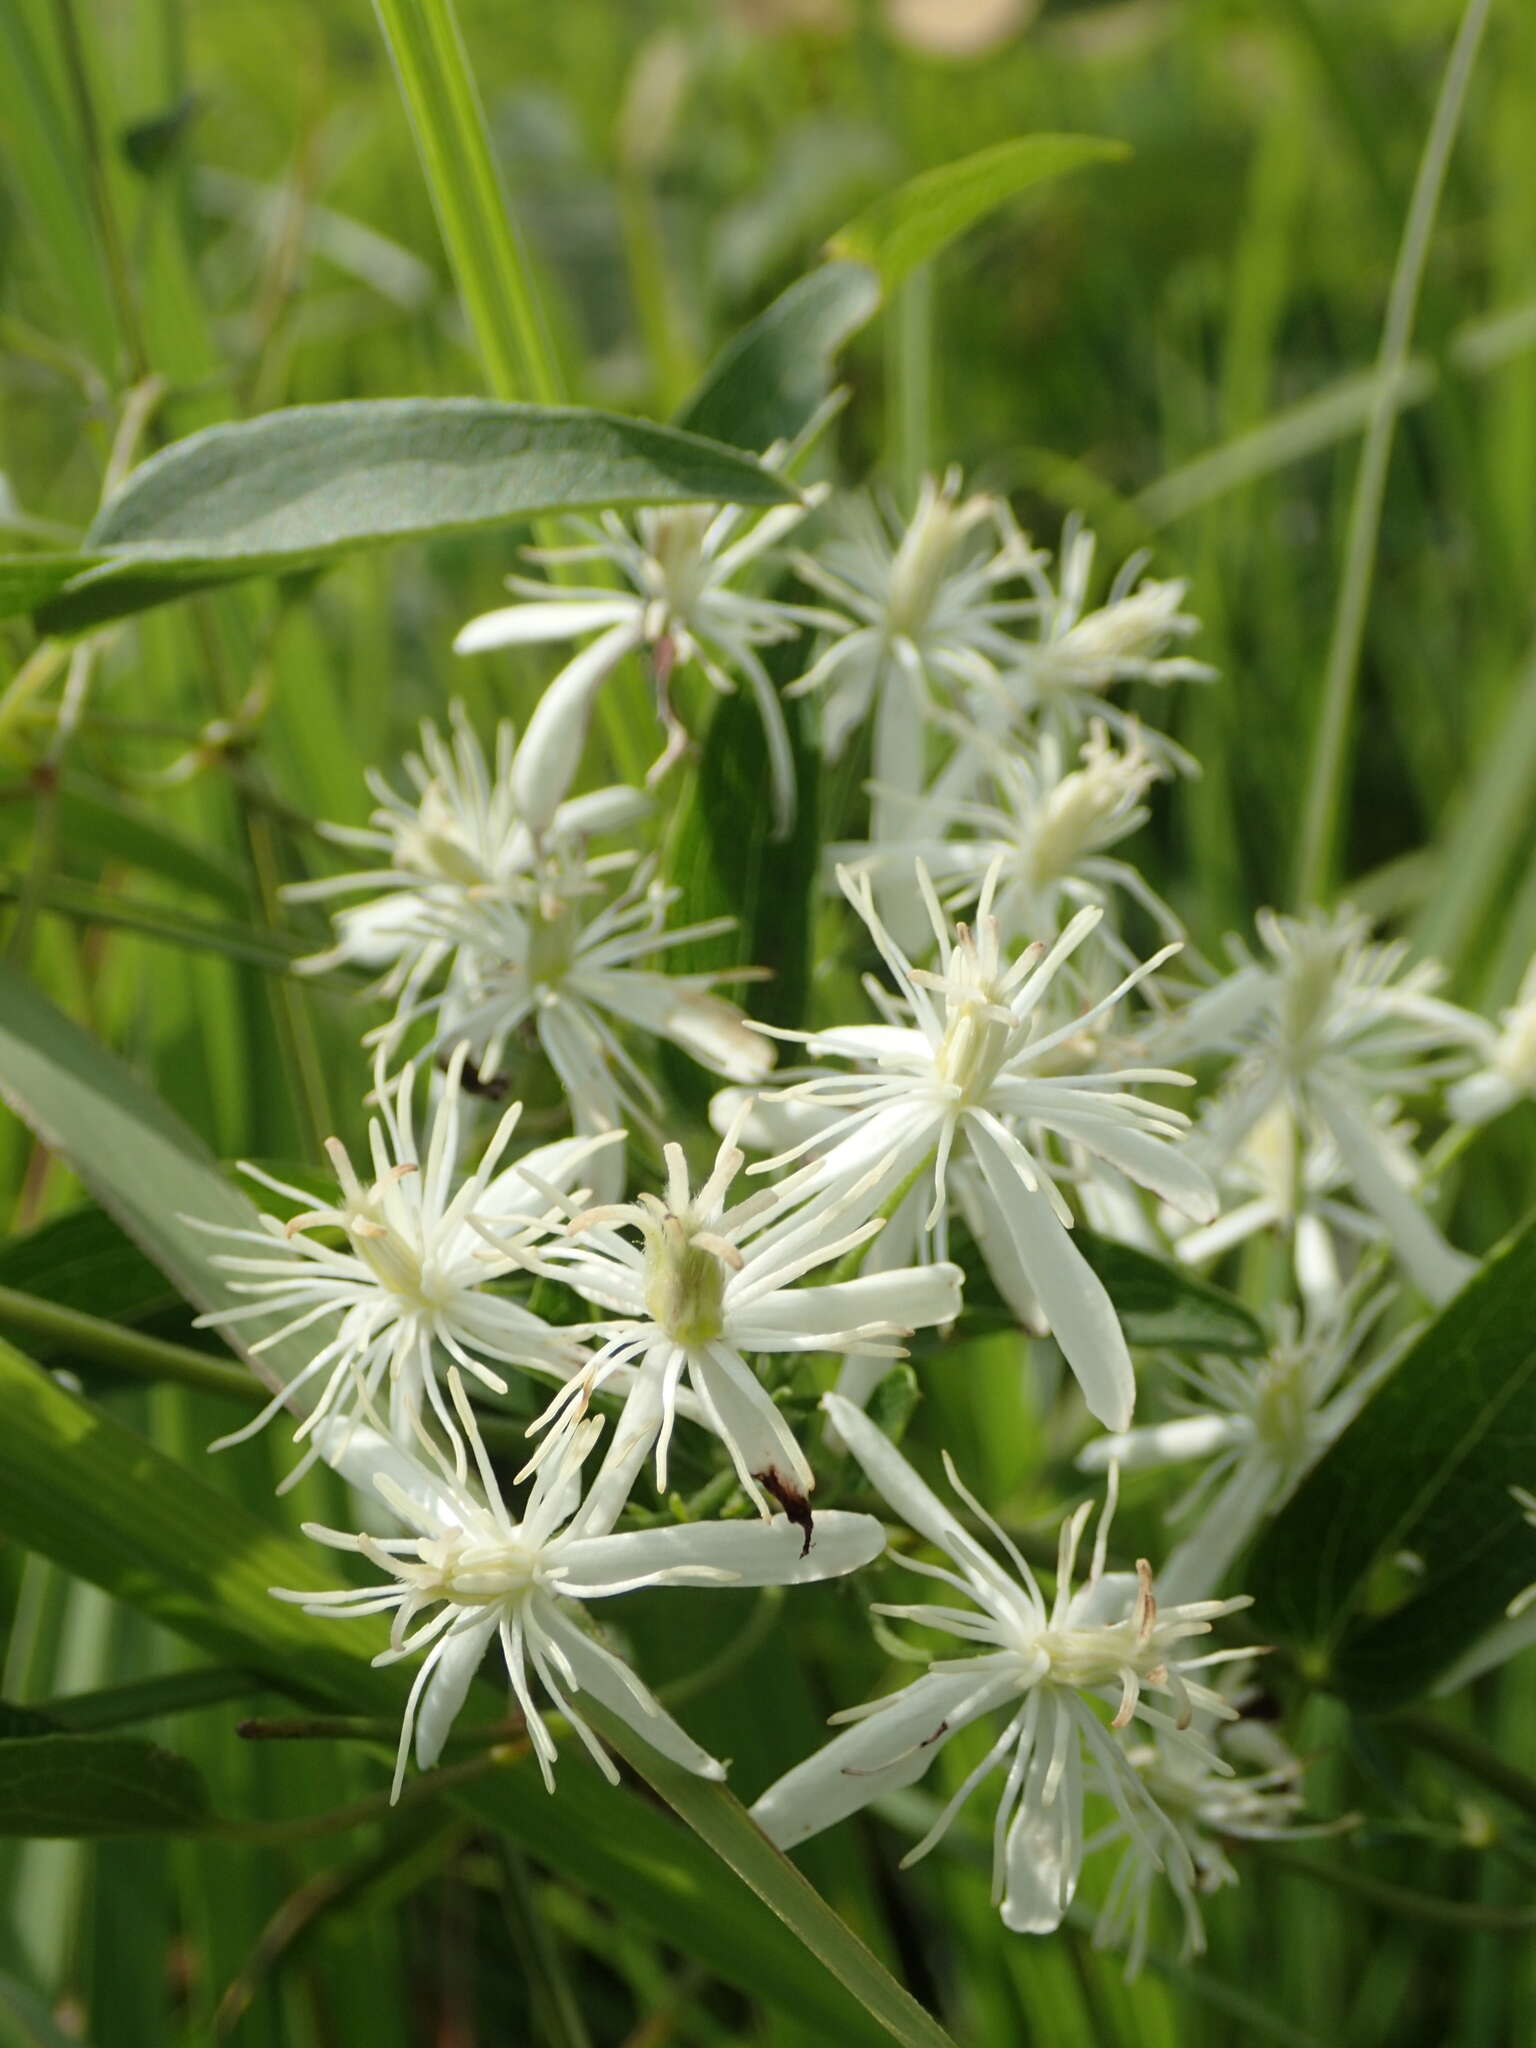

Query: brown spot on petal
[757,1467,814,1556]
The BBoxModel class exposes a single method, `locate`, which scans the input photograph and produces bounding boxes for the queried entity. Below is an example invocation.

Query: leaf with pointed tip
[34,400,798,634]
[828,135,1130,292]
[0,1734,212,1837]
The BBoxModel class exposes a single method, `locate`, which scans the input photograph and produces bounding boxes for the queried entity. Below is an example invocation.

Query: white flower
[832,722,1177,962]
[751,1395,1256,1938]
[393,852,773,1148]
[1079,1283,1409,1601]
[756,860,1216,1430]
[280,1379,886,1797]
[455,474,835,836]
[983,515,1214,765]
[1169,1101,1385,1317]
[513,1105,964,1532]
[1448,955,1536,1124]
[193,1048,594,1467]
[1090,1674,1339,1974]
[284,703,648,1005]
[788,466,1042,768]
[1157,908,1479,1304]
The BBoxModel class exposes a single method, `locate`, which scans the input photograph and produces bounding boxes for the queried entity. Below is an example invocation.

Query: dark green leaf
[0,1705,63,1741]
[119,95,199,178]
[1248,1213,1536,1708]
[0,1733,212,1837]
[0,1206,174,1338]
[0,555,100,622]
[828,135,1131,291]
[676,261,881,453]
[35,401,798,634]
[662,647,821,1035]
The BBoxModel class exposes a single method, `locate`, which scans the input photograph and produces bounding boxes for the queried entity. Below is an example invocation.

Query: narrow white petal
[453,598,638,653]
[822,1394,1009,1589]
[415,1617,497,1768]
[737,1264,962,1341]
[752,1667,1013,1849]
[1077,1414,1244,1474]
[968,1122,1135,1431]
[560,1510,885,1592]
[1314,1082,1474,1306]
[1000,1707,1083,1934]
[510,622,643,829]
[540,1608,724,1778]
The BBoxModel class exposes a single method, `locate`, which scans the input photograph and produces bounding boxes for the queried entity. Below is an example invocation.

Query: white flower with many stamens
[1079,1282,1410,1601]
[832,722,1176,962]
[284,704,648,1007]
[1448,954,1536,1124]
[756,860,1216,1430]
[193,1048,593,1467]
[1090,1675,1341,1973]
[454,465,835,836]
[281,1379,885,1798]
[390,852,773,1151]
[513,1106,964,1531]
[1156,907,1479,1304]
[751,1395,1257,1937]
[786,470,1043,831]
[981,515,1214,767]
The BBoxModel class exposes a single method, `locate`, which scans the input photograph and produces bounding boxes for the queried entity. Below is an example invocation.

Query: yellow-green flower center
[643,1214,728,1346]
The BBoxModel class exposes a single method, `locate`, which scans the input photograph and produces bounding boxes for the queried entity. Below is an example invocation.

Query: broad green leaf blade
[676,261,882,453]
[1247,1214,1536,1707]
[0,1206,174,1338]
[0,1339,952,2047]
[0,1735,211,1838]
[35,400,798,634]
[936,1226,1263,1357]
[0,961,315,1399]
[828,135,1130,292]
[0,555,100,621]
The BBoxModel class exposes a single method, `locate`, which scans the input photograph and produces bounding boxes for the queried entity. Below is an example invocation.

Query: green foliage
[676,260,882,453]
[0,1735,212,1839]
[828,135,1131,291]
[1250,1212,1536,1707]
[29,402,796,633]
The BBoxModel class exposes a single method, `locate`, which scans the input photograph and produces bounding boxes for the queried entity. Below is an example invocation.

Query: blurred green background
[3,1,1536,2042]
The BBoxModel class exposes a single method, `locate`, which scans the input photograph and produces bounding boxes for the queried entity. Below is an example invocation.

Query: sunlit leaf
[827,134,1130,292]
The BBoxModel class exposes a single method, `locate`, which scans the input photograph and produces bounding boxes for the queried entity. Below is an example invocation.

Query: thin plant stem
[1291,0,1492,908]
[1394,1705,1536,1827]
[888,265,934,511]
[1260,1843,1536,1933]
[0,1284,257,1403]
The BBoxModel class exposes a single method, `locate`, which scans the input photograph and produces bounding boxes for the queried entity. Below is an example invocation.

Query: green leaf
[662,647,822,1035]
[0,1206,174,1338]
[1247,1213,1536,1708]
[828,135,1131,292]
[54,782,248,908]
[0,1734,212,1838]
[34,400,798,634]
[0,1337,952,2047]
[935,1225,1264,1357]
[676,261,882,453]
[0,870,305,972]
[0,554,100,622]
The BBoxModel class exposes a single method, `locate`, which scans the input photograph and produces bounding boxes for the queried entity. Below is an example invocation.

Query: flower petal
[510,622,644,829]
[415,1615,497,1768]
[733,1263,962,1342]
[559,1510,885,1594]
[751,1667,1013,1850]
[539,1606,725,1778]
[453,597,639,654]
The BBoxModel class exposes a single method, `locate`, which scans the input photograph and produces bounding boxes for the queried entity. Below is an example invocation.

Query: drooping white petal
[751,1667,1016,1849]
[510,621,644,829]
[1000,1703,1084,1934]
[415,1616,497,1768]
[822,1393,1011,1590]
[733,1264,962,1343]
[1313,1081,1473,1306]
[968,1119,1135,1431]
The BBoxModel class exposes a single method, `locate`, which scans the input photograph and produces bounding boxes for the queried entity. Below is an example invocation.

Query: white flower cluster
[207,467,1529,1968]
